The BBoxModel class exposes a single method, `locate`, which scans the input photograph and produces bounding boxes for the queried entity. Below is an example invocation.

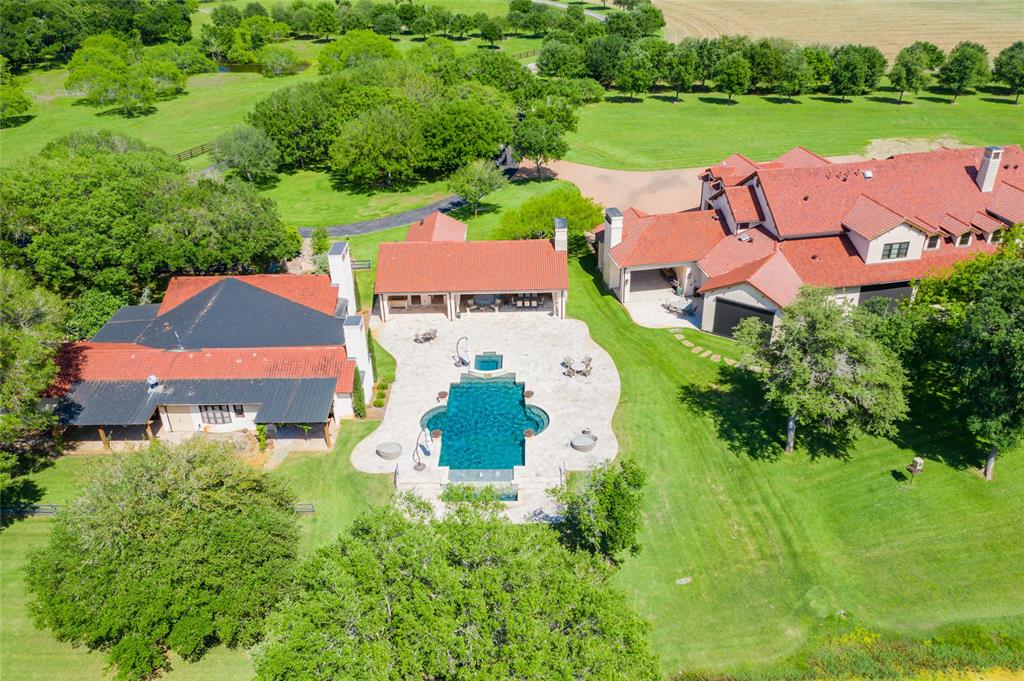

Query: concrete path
[531,0,607,22]
[296,195,465,238]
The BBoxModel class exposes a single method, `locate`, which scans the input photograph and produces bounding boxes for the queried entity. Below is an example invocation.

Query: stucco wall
[159,403,263,434]
[863,223,926,263]
[701,284,780,333]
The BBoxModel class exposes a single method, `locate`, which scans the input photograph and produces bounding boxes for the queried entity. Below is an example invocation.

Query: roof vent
[738,233,752,242]
[811,254,819,261]
[147,375,160,392]
[863,170,873,179]
[802,195,809,201]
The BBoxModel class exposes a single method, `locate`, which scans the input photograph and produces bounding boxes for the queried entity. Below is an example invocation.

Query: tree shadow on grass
[678,365,860,462]
[95,105,158,118]
[866,95,903,105]
[697,96,738,105]
[809,95,852,104]
[761,95,801,104]
[650,94,682,103]
[890,374,984,472]
[0,436,60,530]
[604,95,643,103]
[917,95,955,104]
[981,97,1019,105]
[0,114,35,128]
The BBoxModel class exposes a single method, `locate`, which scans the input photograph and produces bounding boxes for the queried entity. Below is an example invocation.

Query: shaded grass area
[0,420,392,681]
[567,86,1024,170]
[565,257,1024,675]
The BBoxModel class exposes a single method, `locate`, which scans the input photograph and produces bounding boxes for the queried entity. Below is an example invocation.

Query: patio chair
[562,356,573,367]
[415,328,437,343]
[579,365,592,377]
[563,368,576,377]
[582,355,592,366]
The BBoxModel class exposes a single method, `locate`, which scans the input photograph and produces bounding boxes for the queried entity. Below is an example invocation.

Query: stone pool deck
[351,312,620,522]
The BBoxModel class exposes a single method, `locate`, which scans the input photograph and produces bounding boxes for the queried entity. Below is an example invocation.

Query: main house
[46,243,373,448]
[374,211,570,321]
[596,145,1024,336]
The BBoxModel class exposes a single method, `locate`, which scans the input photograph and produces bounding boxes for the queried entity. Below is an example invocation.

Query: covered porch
[378,288,568,322]
[616,265,704,329]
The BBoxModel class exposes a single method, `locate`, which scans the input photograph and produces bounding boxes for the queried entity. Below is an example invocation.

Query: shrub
[352,367,366,418]
[259,44,300,77]
[495,184,602,257]
[256,423,268,450]
[310,225,330,254]
[25,441,298,680]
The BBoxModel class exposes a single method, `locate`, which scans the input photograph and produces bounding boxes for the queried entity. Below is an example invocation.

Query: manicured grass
[272,421,394,554]
[1,66,319,164]
[567,87,1024,170]
[565,257,1024,675]
[264,170,451,227]
[341,177,571,310]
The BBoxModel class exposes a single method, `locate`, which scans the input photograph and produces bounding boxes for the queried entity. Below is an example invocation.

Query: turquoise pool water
[422,375,548,472]
[473,352,503,372]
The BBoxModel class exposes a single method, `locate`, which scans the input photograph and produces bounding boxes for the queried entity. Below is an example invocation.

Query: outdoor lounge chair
[662,302,684,316]
[414,329,437,343]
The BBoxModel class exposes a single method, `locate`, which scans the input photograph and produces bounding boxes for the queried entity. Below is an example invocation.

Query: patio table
[571,361,587,373]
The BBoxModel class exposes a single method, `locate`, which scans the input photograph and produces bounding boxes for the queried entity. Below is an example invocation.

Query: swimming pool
[473,352,503,372]
[422,374,548,472]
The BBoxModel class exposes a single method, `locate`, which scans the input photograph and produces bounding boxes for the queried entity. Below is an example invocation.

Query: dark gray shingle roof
[52,378,337,426]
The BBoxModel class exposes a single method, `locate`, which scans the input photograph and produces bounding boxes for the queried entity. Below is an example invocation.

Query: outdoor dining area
[561,356,593,378]
[460,292,553,315]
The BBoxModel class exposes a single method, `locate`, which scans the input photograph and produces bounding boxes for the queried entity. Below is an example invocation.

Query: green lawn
[567,87,1024,170]
[0,420,392,681]
[565,257,1024,675]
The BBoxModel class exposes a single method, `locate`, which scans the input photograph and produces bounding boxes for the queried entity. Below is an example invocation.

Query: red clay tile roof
[406,212,468,242]
[723,185,766,223]
[375,240,568,294]
[756,146,1024,238]
[938,214,972,237]
[699,250,803,306]
[159,275,338,316]
[779,233,998,289]
[50,344,355,396]
[773,146,833,169]
[705,147,832,186]
[696,226,778,277]
[987,182,1024,224]
[970,211,1005,234]
[608,210,727,267]
[842,195,907,240]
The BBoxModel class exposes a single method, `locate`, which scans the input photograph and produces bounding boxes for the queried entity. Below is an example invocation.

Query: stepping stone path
[682,339,694,347]
[711,354,721,362]
[691,346,703,354]
[724,358,737,366]
[673,333,685,340]
[669,330,741,369]
[700,350,712,358]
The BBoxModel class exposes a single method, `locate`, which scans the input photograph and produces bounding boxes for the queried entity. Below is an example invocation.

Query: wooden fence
[171,142,214,162]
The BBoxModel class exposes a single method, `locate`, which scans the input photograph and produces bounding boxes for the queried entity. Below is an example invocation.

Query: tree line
[233,30,597,190]
[539,32,1024,103]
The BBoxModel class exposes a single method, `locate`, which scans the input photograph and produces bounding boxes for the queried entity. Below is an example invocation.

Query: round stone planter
[570,434,598,452]
[376,442,402,460]
[524,429,536,438]
[431,429,442,439]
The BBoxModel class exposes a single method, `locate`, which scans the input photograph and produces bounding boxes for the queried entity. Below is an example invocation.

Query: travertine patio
[351,311,620,521]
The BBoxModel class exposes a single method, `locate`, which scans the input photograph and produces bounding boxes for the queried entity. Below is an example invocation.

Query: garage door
[712,299,775,337]
[859,282,913,304]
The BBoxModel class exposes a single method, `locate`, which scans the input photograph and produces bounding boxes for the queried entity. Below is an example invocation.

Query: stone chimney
[605,208,623,249]
[328,241,357,317]
[976,146,1003,193]
[343,316,374,402]
[553,217,568,252]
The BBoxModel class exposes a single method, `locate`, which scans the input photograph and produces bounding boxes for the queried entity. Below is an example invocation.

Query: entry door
[712,299,775,337]
[164,405,193,432]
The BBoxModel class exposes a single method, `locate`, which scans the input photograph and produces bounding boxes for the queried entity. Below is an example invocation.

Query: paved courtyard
[623,269,703,329]
[351,311,620,521]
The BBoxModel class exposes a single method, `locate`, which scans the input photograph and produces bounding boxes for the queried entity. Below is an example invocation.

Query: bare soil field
[655,0,1023,57]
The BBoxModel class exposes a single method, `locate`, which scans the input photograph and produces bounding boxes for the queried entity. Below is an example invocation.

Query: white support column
[445,293,455,320]
[327,241,357,316]
[561,290,568,318]
[379,295,390,322]
[619,268,631,303]
[343,316,374,401]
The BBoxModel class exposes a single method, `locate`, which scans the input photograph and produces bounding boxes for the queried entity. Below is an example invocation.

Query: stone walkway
[669,328,755,370]
[351,311,620,521]
[296,195,465,238]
